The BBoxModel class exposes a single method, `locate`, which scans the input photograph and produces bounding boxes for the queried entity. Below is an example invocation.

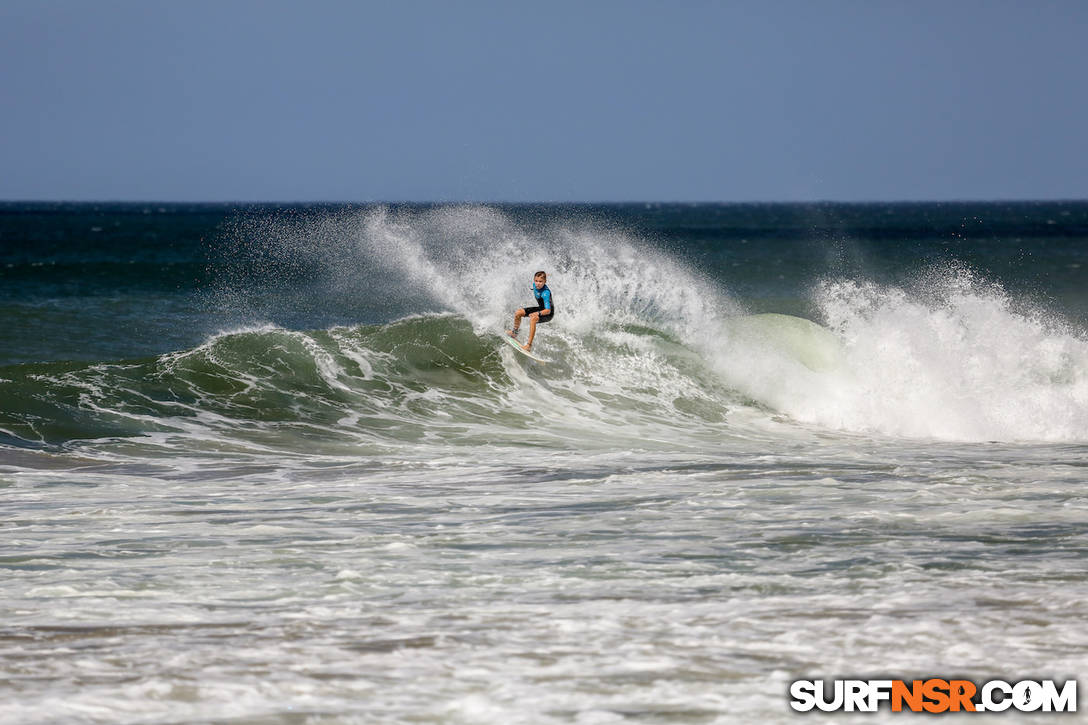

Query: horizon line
[2,197,1087,206]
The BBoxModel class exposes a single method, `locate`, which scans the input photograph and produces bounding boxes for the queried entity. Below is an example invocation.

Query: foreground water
[1,203,1086,723]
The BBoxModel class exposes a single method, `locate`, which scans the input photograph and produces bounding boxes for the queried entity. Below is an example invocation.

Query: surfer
[507,271,554,352]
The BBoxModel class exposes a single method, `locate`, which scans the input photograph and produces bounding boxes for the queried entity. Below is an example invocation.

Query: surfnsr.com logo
[789,679,1077,713]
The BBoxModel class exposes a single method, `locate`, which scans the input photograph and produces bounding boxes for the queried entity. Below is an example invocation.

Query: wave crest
[711,270,1088,441]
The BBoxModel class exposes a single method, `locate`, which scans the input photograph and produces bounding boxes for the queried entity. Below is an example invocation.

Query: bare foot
[522,343,531,352]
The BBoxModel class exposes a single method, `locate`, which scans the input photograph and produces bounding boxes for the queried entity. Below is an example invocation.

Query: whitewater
[2,203,1086,723]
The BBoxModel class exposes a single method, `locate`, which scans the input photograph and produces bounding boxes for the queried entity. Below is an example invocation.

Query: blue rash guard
[533,284,553,314]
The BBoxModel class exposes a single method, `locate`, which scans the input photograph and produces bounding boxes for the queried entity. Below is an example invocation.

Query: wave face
[0,316,737,457]
[2,204,1087,448]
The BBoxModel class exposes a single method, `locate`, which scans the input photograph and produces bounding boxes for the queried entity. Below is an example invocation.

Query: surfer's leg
[510,308,526,336]
[524,312,539,351]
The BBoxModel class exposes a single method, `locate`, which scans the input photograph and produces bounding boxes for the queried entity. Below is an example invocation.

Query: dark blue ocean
[2,202,1086,723]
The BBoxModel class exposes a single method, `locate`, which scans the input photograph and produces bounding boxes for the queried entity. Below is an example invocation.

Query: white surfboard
[501,333,549,363]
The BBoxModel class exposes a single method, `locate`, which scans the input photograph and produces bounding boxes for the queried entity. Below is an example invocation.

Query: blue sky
[2,0,1086,202]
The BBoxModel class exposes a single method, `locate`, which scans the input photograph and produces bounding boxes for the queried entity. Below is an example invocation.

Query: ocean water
[1,202,1086,723]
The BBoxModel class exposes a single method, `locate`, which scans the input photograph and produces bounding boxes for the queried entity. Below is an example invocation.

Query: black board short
[521,305,554,322]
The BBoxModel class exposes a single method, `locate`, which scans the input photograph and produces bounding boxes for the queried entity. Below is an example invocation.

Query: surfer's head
[534,271,547,288]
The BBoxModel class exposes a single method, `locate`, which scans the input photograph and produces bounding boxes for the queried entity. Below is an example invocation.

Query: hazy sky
[2,0,1086,202]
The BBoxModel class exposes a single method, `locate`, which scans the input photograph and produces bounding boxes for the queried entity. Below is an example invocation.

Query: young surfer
[507,271,554,352]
